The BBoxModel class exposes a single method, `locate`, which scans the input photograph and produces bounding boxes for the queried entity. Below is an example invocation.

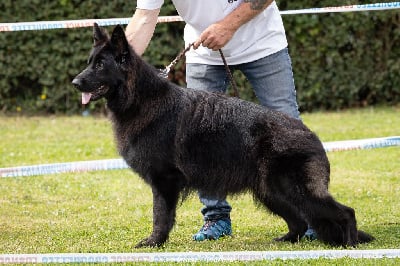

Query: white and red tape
[1,249,400,263]
[0,2,399,32]
[1,136,399,178]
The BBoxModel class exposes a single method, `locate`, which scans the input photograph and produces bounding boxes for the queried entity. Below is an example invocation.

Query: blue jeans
[186,47,300,221]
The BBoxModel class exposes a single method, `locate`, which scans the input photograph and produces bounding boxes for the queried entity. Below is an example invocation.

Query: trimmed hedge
[0,0,182,114]
[0,0,398,114]
[282,0,400,111]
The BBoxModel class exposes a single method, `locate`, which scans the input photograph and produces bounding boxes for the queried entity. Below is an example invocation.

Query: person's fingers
[193,33,224,50]
[193,38,202,49]
[202,39,212,48]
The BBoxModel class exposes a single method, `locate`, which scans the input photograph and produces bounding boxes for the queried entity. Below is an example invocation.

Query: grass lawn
[0,106,399,265]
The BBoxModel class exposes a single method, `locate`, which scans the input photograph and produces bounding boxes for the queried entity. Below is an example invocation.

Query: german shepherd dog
[72,23,373,248]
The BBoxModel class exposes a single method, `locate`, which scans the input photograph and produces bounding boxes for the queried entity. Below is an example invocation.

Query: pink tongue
[82,93,92,105]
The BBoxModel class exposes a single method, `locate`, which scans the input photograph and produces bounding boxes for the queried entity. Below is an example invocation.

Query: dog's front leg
[135,182,179,248]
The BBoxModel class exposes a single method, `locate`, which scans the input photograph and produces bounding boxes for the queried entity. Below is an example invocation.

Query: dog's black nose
[71,78,81,89]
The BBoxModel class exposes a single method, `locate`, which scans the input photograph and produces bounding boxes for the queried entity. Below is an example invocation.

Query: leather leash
[218,48,239,97]
[160,43,240,98]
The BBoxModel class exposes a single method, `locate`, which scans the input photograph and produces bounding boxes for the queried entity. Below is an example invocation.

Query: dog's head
[72,23,131,105]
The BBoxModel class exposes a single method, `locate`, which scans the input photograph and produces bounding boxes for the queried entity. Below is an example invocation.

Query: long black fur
[72,24,374,248]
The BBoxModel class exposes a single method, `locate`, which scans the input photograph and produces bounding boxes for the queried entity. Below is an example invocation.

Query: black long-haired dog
[72,24,373,248]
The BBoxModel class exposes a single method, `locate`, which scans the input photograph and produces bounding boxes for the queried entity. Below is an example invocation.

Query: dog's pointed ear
[93,23,108,46]
[110,25,130,69]
[111,25,129,54]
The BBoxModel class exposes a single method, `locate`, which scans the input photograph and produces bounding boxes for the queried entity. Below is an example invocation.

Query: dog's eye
[95,61,104,70]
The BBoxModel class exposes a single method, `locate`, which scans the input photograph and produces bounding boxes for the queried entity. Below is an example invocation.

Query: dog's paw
[135,236,165,248]
[274,232,300,243]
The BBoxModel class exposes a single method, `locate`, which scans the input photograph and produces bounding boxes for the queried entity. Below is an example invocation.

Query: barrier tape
[1,136,399,178]
[280,2,400,15]
[0,159,128,178]
[1,2,399,32]
[0,249,400,263]
[322,136,400,152]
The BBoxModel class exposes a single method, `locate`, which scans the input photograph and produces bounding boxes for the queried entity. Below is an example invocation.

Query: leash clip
[158,43,194,79]
[158,67,170,79]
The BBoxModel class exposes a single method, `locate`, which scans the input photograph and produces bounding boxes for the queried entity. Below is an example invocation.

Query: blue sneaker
[303,227,318,241]
[193,218,232,241]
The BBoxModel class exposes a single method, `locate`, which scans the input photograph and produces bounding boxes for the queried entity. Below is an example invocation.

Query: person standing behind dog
[126,0,316,242]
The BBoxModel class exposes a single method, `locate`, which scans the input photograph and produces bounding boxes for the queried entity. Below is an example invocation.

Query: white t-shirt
[136,0,288,65]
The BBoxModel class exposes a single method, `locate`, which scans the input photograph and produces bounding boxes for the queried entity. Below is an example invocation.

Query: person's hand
[193,22,235,51]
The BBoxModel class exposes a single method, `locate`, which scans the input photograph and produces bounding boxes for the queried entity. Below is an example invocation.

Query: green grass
[0,106,400,265]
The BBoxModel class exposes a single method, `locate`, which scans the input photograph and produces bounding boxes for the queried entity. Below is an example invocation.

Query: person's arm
[194,0,274,51]
[125,8,160,56]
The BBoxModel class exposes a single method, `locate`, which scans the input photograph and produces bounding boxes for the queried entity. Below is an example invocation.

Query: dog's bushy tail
[357,230,374,244]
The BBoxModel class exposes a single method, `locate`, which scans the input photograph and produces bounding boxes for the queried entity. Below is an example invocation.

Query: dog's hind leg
[135,171,185,248]
[271,199,308,243]
[255,189,308,243]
